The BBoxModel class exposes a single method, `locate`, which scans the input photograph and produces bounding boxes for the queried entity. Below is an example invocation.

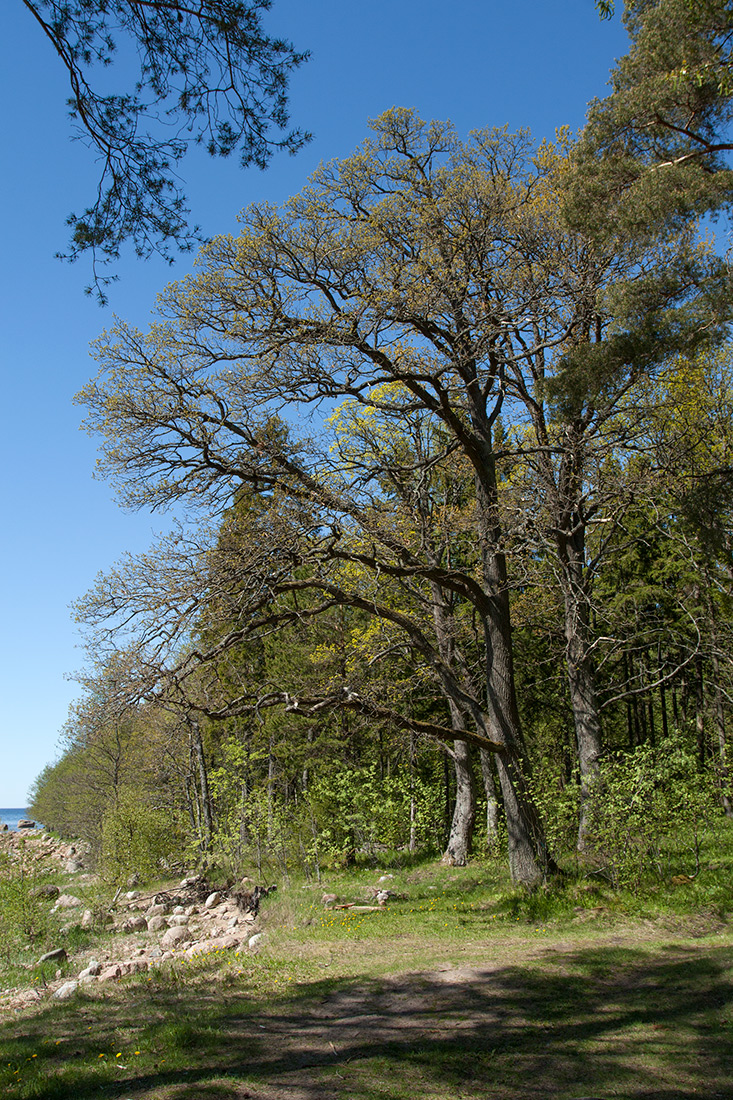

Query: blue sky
[0,1,629,804]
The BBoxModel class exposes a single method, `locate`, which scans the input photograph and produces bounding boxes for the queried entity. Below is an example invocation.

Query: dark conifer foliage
[21,0,310,297]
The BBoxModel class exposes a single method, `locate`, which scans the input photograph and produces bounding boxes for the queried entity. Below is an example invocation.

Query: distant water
[0,808,38,831]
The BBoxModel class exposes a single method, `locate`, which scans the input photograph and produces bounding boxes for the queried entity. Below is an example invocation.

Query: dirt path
[95,926,733,1100]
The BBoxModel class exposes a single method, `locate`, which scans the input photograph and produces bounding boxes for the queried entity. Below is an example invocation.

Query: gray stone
[248,932,266,949]
[167,914,189,927]
[99,964,123,982]
[147,915,167,932]
[38,948,67,965]
[145,903,167,918]
[51,981,78,1001]
[31,884,60,900]
[204,891,222,908]
[65,859,84,873]
[54,894,82,909]
[80,909,94,929]
[122,916,147,932]
[161,925,191,949]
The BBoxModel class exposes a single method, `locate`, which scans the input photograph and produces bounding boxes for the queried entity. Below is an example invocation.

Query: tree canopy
[21,0,309,298]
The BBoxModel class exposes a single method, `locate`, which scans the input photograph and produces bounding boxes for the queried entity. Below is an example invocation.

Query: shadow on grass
[1,941,732,1099]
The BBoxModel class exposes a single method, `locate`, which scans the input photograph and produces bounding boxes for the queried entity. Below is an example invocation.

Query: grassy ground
[2,844,733,1100]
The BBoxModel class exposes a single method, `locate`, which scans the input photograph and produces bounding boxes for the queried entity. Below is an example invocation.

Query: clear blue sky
[0,1,629,804]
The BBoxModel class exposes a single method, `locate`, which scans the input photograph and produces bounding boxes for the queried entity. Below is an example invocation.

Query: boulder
[32,884,60,900]
[167,914,189,927]
[145,903,167,919]
[54,894,82,909]
[161,925,191,949]
[51,981,78,1001]
[147,915,167,932]
[204,891,222,909]
[122,916,147,933]
[185,934,240,958]
[17,820,35,829]
[78,960,102,980]
[99,964,123,982]
[38,948,67,965]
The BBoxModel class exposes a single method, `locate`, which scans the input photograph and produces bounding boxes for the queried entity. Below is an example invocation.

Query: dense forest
[30,0,733,890]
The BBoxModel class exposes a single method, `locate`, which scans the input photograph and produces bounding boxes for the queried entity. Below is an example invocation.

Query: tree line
[30,1,733,887]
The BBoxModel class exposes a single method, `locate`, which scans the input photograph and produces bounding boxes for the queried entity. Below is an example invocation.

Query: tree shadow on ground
[2,941,732,1099]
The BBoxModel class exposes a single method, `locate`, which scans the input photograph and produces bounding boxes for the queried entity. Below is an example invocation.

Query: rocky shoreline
[0,829,271,1013]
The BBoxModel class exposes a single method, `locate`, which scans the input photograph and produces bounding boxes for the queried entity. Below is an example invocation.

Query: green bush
[99,789,185,885]
[584,736,719,889]
[0,844,59,966]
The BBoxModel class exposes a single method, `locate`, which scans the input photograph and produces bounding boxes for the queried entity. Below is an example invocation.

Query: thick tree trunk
[473,452,555,886]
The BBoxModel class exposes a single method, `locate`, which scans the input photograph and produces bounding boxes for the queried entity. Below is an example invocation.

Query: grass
[1,821,733,1097]
[2,833,733,1099]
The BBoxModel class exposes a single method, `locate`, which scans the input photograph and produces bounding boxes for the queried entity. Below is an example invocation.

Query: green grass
[2,823,733,1098]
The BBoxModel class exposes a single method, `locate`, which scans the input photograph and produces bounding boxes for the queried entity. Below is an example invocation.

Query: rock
[204,891,222,908]
[80,910,94,929]
[54,894,82,909]
[147,915,167,932]
[17,820,35,829]
[118,959,149,975]
[78,960,102,980]
[145,903,167,919]
[51,981,78,1001]
[99,964,123,982]
[167,914,189,927]
[125,890,140,900]
[161,925,191,949]
[172,905,186,915]
[65,859,84,873]
[248,932,266,950]
[185,934,240,958]
[122,916,147,933]
[148,947,163,958]
[38,948,67,965]
[31,884,60,900]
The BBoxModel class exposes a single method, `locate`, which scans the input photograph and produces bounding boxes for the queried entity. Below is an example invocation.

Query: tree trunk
[442,739,476,866]
[479,747,501,849]
[695,656,706,766]
[558,526,602,851]
[191,719,213,850]
[473,453,555,886]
